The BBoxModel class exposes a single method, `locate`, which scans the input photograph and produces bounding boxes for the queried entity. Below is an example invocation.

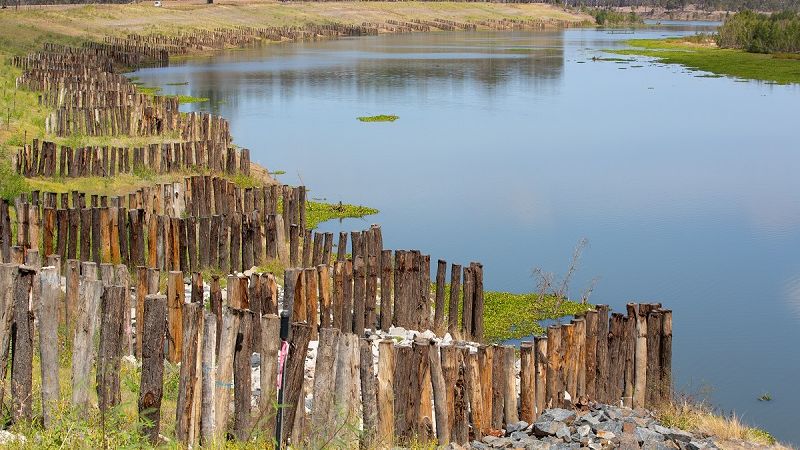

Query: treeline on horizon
[716,9,800,52]
[548,0,799,12]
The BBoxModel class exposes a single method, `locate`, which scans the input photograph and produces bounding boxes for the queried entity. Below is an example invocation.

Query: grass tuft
[357,115,399,123]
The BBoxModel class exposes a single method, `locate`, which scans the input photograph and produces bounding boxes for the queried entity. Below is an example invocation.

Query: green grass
[483,292,594,342]
[357,115,399,123]
[305,200,379,229]
[175,95,209,104]
[608,37,800,84]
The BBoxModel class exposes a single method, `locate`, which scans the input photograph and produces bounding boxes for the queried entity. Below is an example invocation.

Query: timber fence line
[14,139,246,177]
[0,254,671,447]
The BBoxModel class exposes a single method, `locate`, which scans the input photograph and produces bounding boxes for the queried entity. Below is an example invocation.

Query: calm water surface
[132,23,800,443]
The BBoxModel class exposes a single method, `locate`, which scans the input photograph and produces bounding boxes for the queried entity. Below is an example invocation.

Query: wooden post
[176,302,204,446]
[433,260,446,335]
[595,305,610,403]
[520,341,535,423]
[441,345,458,440]
[97,285,126,413]
[304,267,318,340]
[477,345,493,436]
[646,311,662,408]
[360,338,378,449]
[336,231,347,262]
[472,262,484,341]
[562,322,577,405]
[502,345,519,424]
[429,341,450,444]
[0,264,17,409]
[65,259,80,345]
[546,325,562,408]
[572,317,587,402]
[199,312,219,445]
[281,322,312,447]
[534,336,548,419]
[39,266,60,427]
[310,327,340,444]
[139,294,167,444]
[633,305,647,409]
[465,350,485,440]
[333,332,361,447]
[585,310,598,401]
[660,310,672,405]
[451,346,469,445]
[377,340,395,448]
[342,260,353,333]
[259,314,281,441]
[215,308,241,440]
[447,264,461,337]
[461,266,473,340]
[234,311,254,441]
[353,255,366,333]
[317,265,332,328]
[609,313,625,405]
[72,265,101,415]
[11,266,34,422]
[167,271,184,363]
[332,261,344,332]
[379,249,392,331]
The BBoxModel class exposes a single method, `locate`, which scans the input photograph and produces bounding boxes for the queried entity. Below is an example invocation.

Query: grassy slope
[610,38,800,84]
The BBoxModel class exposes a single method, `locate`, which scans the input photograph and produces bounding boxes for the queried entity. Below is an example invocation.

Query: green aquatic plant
[357,115,398,122]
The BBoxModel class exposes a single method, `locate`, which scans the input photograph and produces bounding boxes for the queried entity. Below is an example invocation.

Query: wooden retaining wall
[0,259,671,447]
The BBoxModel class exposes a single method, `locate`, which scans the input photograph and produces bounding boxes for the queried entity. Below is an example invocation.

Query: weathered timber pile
[469,406,716,450]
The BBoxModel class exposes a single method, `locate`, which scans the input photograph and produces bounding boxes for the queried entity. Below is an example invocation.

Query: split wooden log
[281,322,312,447]
[97,285,126,413]
[234,310,254,441]
[11,266,35,423]
[39,266,61,427]
[646,310,662,408]
[595,305,610,403]
[360,338,378,449]
[465,350,485,440]
[377,340,395,448]
[585,310,598,402]
[477,345,493,435]
[258,314,281,441]
[424,341,447,444]
[433,260,447,335]
[167,271,184,363]
[333,332,362,446]
[534,336,548,419]
[200,311,217,445]
[447,264,461,337]
[546,325,563,409]
[520,341,535,423]
[660,310,672,405]
[0,264,18,409]
[139,294,167,445]
[310,327,340,445]
[633,304,647,409]
[176,302,204,446]
[215,307,241,440]
[317,265,332,328]
[379,249,393,331]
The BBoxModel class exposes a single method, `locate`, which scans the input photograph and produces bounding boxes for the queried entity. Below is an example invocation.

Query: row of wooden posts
[15,139,248,178]
[0,255,671,447]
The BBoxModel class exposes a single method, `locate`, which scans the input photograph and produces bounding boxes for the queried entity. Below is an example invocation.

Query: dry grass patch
[656,400,789,449]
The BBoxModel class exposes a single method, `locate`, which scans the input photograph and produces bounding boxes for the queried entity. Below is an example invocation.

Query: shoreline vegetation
[608,10,800,84]
[0,2,789,447]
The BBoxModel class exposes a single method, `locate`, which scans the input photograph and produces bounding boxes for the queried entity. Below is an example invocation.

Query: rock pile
[470,405,718,450]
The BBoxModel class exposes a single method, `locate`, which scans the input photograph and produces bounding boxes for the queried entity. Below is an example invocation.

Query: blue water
[131,24,800,443]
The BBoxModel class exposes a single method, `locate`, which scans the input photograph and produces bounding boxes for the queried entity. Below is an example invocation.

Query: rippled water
[131,23,800,443]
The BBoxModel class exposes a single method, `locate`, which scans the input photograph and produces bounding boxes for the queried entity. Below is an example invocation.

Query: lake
[131,23,800,444]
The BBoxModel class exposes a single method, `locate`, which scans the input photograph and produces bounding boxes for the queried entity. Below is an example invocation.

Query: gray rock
[577,413,603,427]
[251,352,260,367]
[472,441,491,450]
[507,421,530,433]
[651,425,672,435]
[576,425,592,439]
[588,444,603,450]
[593,420,623,435]
[511,431,530,441]
[556,425,572,441]
[552,443,580,450]
[525,441,552,450]
[686,439,717,450]
[491,437,512,448]
[542,409,577,424]
[533,420,569,438]
[642,442,676,450]
[484,436,499,444]
[663,428,693,443]
[635,426,665,443]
